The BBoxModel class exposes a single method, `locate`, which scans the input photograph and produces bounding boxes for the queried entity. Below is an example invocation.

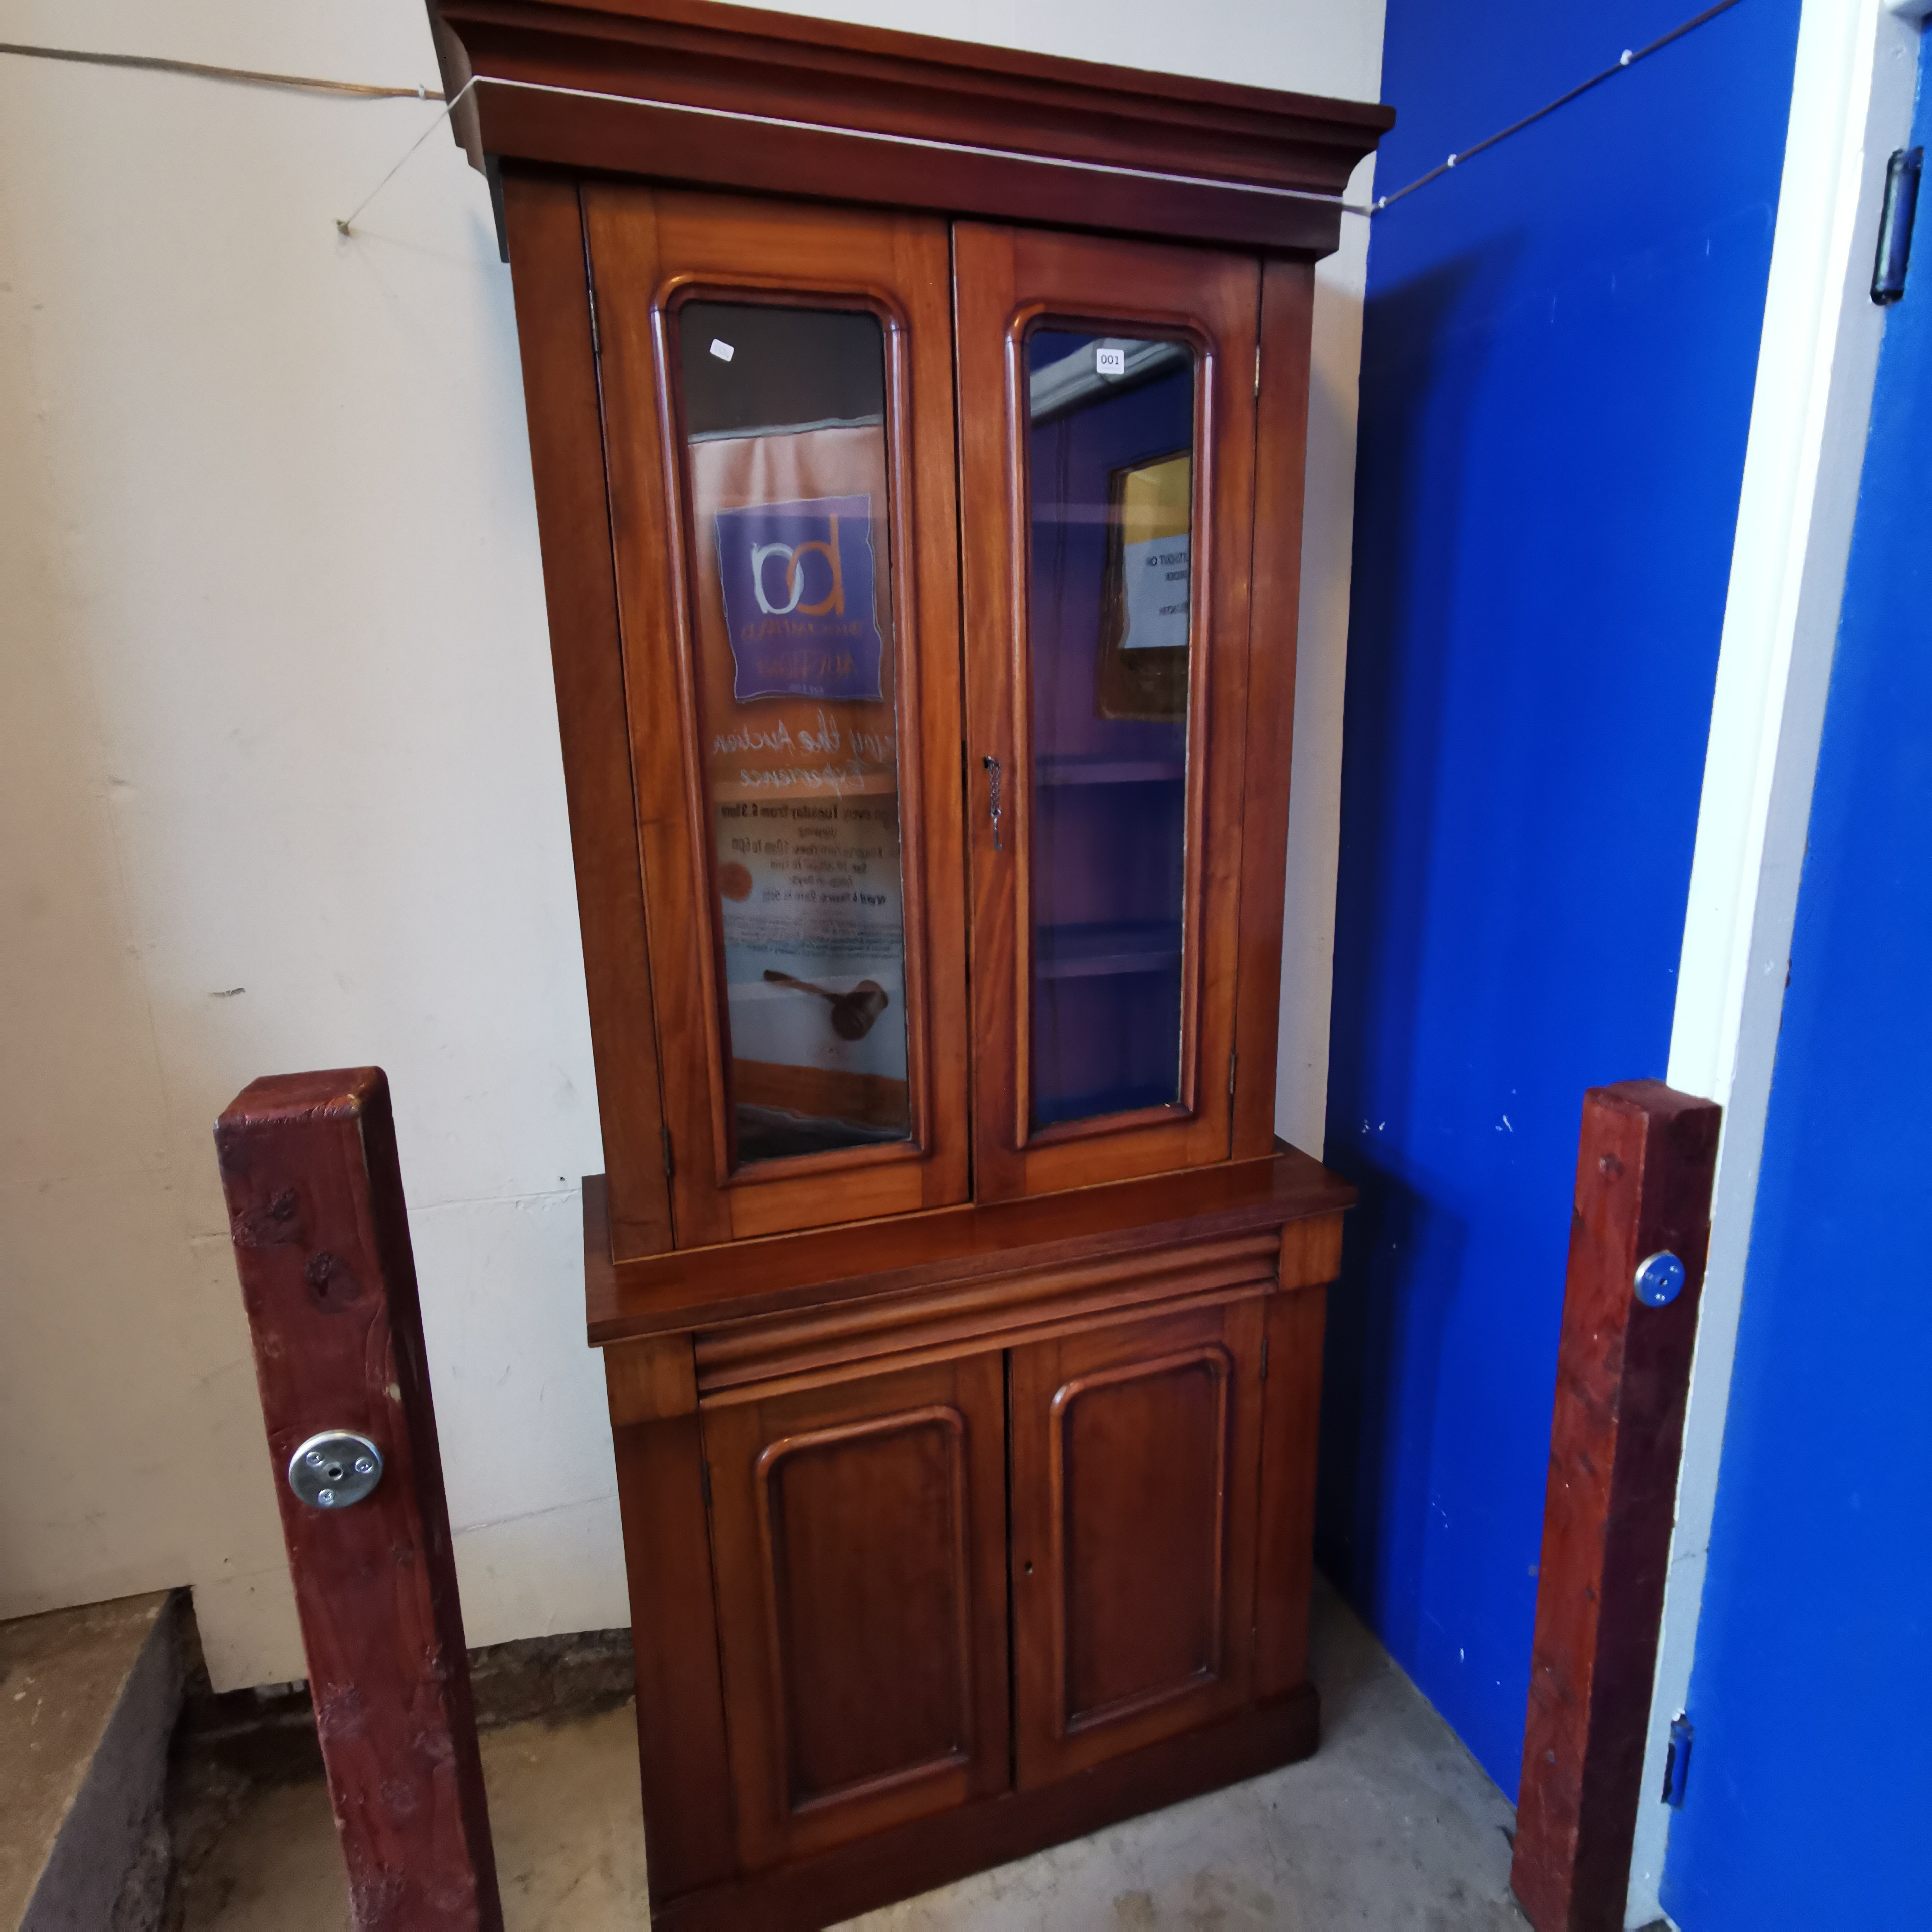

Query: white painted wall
[0,0,1384,1689]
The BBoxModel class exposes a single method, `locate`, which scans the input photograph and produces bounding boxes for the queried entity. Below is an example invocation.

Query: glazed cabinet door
[701,1352,1011,1869]
[584,186,970,1246]
[1009,1297,1267,1785]
[955,225,1264,1201]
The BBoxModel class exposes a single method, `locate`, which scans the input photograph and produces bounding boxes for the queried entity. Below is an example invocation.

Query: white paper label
[709,338,736,362]
[1094,345,1126,377]
[1121,532,1190,651]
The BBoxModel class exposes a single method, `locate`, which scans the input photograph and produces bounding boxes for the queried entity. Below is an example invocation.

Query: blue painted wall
[1322,0,1801,1792]
[1662,48,1931,1929]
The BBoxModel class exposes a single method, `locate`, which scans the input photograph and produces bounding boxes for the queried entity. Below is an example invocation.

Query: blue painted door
[1660,54,1932,1931]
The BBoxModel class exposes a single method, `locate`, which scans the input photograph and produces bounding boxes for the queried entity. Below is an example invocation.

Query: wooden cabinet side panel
[500,170,672,1259]
[605,1403,737,1902]
[1232,259,1316,1159]
[1254,1281,1327,1697]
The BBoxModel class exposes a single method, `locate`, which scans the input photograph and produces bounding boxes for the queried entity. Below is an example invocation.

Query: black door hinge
[1261,1335,1270,1382]
[1874,146,1922,305]
[1662,1714,1693,1807]
[699,1460,712,1508]
[586,277,602,357]
[661,1124,674,1179]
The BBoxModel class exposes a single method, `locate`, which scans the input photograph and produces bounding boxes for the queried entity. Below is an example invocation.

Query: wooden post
[215,1068,503,1932]
[1511,1079,1721,1932]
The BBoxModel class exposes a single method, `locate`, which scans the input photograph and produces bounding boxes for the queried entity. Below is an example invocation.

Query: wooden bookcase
[430,3,1391,1923]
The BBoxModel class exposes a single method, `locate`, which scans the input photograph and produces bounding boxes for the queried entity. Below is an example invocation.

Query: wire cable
[336,76,478,235]
[5,0,1755,233]
[1371,0,1746,212]
[0,39,443,100]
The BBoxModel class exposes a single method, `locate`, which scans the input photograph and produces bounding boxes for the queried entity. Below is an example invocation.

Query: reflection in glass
[676,301,912,1166]
[1025,329,1195,1130]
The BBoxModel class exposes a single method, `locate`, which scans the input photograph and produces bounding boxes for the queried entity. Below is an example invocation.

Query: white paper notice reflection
[1118,451,1191,651]
[715,760,908,1088]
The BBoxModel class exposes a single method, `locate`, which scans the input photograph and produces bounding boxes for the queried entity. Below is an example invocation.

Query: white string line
[340,0,1747,241]
[0,39,443,100]
[336,75,478,235]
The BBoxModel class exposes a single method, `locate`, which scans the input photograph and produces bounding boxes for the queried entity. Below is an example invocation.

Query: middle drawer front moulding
[693,1229,1287,1402]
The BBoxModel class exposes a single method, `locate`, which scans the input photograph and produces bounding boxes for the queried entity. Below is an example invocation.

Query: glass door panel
[1025,329,1196,1129]
[954,222,1261,1203]
[672,301,913,1167]
[583,187,968,1245]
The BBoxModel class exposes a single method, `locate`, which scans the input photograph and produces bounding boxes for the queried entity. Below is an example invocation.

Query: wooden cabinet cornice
[431,0,1391,251]
[429,4,1390,1921]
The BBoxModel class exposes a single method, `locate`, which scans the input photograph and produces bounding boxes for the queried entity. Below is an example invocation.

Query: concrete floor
[170,1581,1529,1931]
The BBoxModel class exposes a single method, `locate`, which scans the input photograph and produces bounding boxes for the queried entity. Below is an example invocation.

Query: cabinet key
[982,753,1004,851]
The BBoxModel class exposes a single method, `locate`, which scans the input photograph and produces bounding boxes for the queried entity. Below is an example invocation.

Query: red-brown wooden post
[1511,1079,1721,1932]
[215,1068,502,1932]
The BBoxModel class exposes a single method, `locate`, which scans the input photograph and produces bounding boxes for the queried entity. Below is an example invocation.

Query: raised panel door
[1009,1298,1267,1785]
[702,1352,1010,1868]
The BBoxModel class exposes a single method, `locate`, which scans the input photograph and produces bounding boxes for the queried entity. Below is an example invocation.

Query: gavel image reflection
[762,970,891,1040]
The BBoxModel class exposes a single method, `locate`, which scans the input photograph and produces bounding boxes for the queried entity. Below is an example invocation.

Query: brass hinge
[1254,345,1261,398]
[661,1124,674,1179]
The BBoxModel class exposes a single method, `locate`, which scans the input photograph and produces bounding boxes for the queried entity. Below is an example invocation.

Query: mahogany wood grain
[606,1372,739,1903]
[1231,259,1317,1159]
[1511,1080,1721,1932]
[435,0,1391,259]
[1010,1301,1265,1786]
[1253,1282,1327,1696]
[692,1229,1282,1399]
[580,185,970,1243]
[604,1328,697,1427]
[582,1149,1354,1342]
[500,171,672,1259]
[652,1683,1317,1931]
[214,1069,501,1932]
[954,223,1260,1202]
[702,1354,1010,1869]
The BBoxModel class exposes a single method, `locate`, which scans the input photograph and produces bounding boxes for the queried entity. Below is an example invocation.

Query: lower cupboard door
[1010,1299,1266,1786]
[702,1352,1011,1868]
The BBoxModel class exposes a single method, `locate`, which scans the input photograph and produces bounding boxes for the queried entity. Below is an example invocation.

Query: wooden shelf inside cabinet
[1034,757,1187,787]
[1035,920,1182,982]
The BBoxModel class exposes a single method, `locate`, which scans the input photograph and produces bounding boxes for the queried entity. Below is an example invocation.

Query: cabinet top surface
[584,1147,1356,1345]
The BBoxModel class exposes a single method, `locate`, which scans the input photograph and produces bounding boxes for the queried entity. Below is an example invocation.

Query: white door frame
[1626,3,1923,1921]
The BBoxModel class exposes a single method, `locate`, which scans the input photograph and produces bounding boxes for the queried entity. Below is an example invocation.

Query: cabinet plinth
[431,0,1390,1920]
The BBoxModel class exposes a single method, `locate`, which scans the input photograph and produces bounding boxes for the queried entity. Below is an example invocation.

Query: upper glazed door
[955,225,1263,1202]
[585,188,970,1246]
